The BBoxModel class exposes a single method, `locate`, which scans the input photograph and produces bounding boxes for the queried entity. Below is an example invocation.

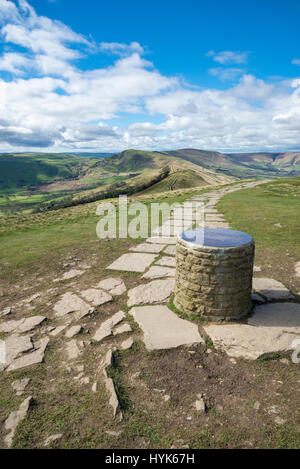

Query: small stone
[66,340,81,360]
[2,334,33,370]
[93,311,125,342]
[268,405,281,415]
[194,397,206,413]
[4,396,33,447]
[16,316,46,333]
[92,382,97,393]
[105,378,122,419]
[65,325,82,339]
[50,326,66,337]
[54,292,91,318]
[121,338,134,350]
[113,323,132,335]
[105,430,121,437]
[81,376,90,385]
[274,416,286,425]
[44,433,63,447]
[80,289,113,307]
[0,307,11,318]
[253,265,262,272]
[97,278,127,296]
[280,358,290,365]
[54,269,84,282]
[107,253,157,273]
[163,395,170,402]
[7,338,49,372]
[253,401,260,411]
[12,378,31,396]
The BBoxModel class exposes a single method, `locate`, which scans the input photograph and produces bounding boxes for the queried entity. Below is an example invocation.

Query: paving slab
[252,278,295,300]
[12,378,31,396]
[129,243,166,253]
[16,316,46,333]
[142,266,175,279]
[4,396,33,447]
[2,335,34,369]
[248,302,300,333]
[129,305,203,350]
[107,253,157,273]
[127,279,175,307]
[113,323,132,335]
[0,307,11,318]
[54,292,92,317]
[93,311,125,342]
[7,338,49,371]
[97,277,127,296]
[203,324,299,360]
[155,256,176,267]
[0,319,24,333]
[80,288,113,307]
[163,245,176,256]
[66,340,81,360]
[65,325,82,338]
[54,269,84,282]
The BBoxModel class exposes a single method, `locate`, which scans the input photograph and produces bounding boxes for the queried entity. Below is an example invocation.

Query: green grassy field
[218,177,300,295]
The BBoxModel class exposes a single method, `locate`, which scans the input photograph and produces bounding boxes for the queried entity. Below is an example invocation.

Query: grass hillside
[1,147,299,217]
[138,169,208,194]
[164,149,300,179]
[0,149,233,216]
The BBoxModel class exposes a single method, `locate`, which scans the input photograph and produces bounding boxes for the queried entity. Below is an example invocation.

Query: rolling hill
[1,148,299,216]
[162,149,300,179]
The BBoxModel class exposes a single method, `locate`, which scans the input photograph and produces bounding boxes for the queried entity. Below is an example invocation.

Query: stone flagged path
[127,278,175,307]
[129,305,203,351]
[107,253,158,272]
[142,266,175,279]
[252,278,295,301]
[203,324,299,360]
[103,178,300,358]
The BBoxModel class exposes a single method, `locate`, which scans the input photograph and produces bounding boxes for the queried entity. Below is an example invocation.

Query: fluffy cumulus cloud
[0,1,299,152]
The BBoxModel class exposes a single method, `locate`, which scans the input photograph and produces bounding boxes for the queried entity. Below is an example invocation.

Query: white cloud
[207,50,249,65]
[292,58,300,66]
[100,41,144,56]
[0,0,19,23]
[209,67,244,81]
[0,1,299,153]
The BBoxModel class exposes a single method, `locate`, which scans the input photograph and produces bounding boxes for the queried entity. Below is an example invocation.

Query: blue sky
[0,0,299,152]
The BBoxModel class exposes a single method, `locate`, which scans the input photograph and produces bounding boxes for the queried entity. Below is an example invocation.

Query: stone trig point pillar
[174,228,255,321]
